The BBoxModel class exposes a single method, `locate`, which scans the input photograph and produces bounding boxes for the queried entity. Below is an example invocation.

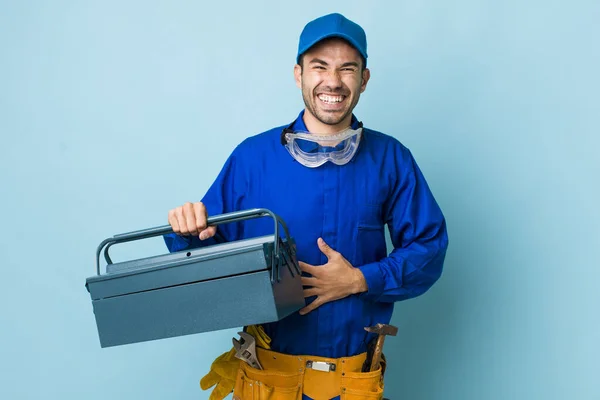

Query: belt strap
[255,347,367,374]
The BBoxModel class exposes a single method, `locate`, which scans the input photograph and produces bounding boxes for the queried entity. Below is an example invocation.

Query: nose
[322,69,343,90]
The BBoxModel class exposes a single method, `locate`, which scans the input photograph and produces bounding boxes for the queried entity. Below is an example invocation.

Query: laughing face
[294,38,370,134]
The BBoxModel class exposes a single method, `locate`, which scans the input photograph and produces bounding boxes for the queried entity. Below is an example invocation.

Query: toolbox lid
[86,235,275,300]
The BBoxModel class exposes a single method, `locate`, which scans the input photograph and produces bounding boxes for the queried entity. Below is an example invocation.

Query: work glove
[200,347,239,400]
[246,324,271,349]
[199,325,271,400]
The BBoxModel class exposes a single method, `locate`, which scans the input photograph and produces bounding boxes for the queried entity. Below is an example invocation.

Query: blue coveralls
[164,110,448,399]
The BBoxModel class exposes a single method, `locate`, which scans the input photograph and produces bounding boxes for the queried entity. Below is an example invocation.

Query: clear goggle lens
[283,127,362,168]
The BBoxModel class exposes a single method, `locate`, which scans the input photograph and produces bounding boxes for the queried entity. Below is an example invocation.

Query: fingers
[299,296,323,315]
[167,202,212,237]
[303,287,320,298]
[317,237,338,260]
[301,276,317,287]
[168,208,181,233]
[193,202,208,231]
[184,202,198,235]
[200,225,217,240]
[168,203,189,235]
[194,202,216,240]
[298,261,318,276]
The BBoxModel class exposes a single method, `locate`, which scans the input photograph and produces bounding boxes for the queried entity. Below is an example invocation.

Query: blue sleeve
[163,145,247,253]
[358,147,448,303]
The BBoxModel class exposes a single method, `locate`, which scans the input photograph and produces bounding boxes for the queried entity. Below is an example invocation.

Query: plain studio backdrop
[1,1,598,399]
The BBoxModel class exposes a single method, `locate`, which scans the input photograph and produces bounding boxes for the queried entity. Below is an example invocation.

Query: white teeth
[318,94,344,104]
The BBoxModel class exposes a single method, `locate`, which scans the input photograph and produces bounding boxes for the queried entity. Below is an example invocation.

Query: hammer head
[364,323,398,336]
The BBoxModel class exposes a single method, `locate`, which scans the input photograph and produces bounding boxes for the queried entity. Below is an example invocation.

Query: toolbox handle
[95,208,294,278]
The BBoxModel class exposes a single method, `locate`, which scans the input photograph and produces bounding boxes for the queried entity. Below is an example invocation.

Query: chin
[320,112,348,126]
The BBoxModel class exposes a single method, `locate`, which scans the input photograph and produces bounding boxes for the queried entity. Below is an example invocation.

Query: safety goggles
[281,126,363,168]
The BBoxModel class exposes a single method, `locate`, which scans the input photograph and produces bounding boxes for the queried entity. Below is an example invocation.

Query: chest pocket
[358,203,384,230]
[354,203,387,266]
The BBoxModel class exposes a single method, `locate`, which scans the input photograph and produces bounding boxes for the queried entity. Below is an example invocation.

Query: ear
[360,68,370,93]
[294,64,302,89]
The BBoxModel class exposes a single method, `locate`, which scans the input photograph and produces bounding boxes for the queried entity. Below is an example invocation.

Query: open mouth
[317,94,347,107]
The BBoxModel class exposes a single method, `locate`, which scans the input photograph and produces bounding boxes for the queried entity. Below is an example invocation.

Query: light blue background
[1,1,598,399]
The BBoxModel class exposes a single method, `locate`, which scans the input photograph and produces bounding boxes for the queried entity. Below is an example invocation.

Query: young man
[164,13,448,400]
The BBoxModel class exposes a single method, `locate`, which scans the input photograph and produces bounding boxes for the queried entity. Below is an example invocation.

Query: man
[164,12,448,400]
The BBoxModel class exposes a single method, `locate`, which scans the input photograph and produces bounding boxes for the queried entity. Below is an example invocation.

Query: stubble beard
[301,83,359,128]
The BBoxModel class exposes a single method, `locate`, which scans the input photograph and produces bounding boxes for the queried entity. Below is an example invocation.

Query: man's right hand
[168,202,217,240]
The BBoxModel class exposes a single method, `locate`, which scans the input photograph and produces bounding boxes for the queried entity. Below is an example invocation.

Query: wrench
[232,331,263,370]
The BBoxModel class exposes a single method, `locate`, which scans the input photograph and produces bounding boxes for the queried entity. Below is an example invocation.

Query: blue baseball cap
[297,13,368,66]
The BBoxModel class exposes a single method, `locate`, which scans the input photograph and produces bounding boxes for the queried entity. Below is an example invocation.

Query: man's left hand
[298,238,368,315]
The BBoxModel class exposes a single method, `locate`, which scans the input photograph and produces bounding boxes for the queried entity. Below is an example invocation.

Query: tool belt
[233,347,385,400]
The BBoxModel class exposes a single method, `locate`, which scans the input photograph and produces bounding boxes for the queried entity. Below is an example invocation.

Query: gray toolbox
[86,208,304,348]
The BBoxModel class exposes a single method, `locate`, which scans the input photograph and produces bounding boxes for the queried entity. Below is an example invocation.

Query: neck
[302,109,352,135]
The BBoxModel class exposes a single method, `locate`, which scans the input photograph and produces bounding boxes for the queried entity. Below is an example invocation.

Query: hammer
[364,323,398,372]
